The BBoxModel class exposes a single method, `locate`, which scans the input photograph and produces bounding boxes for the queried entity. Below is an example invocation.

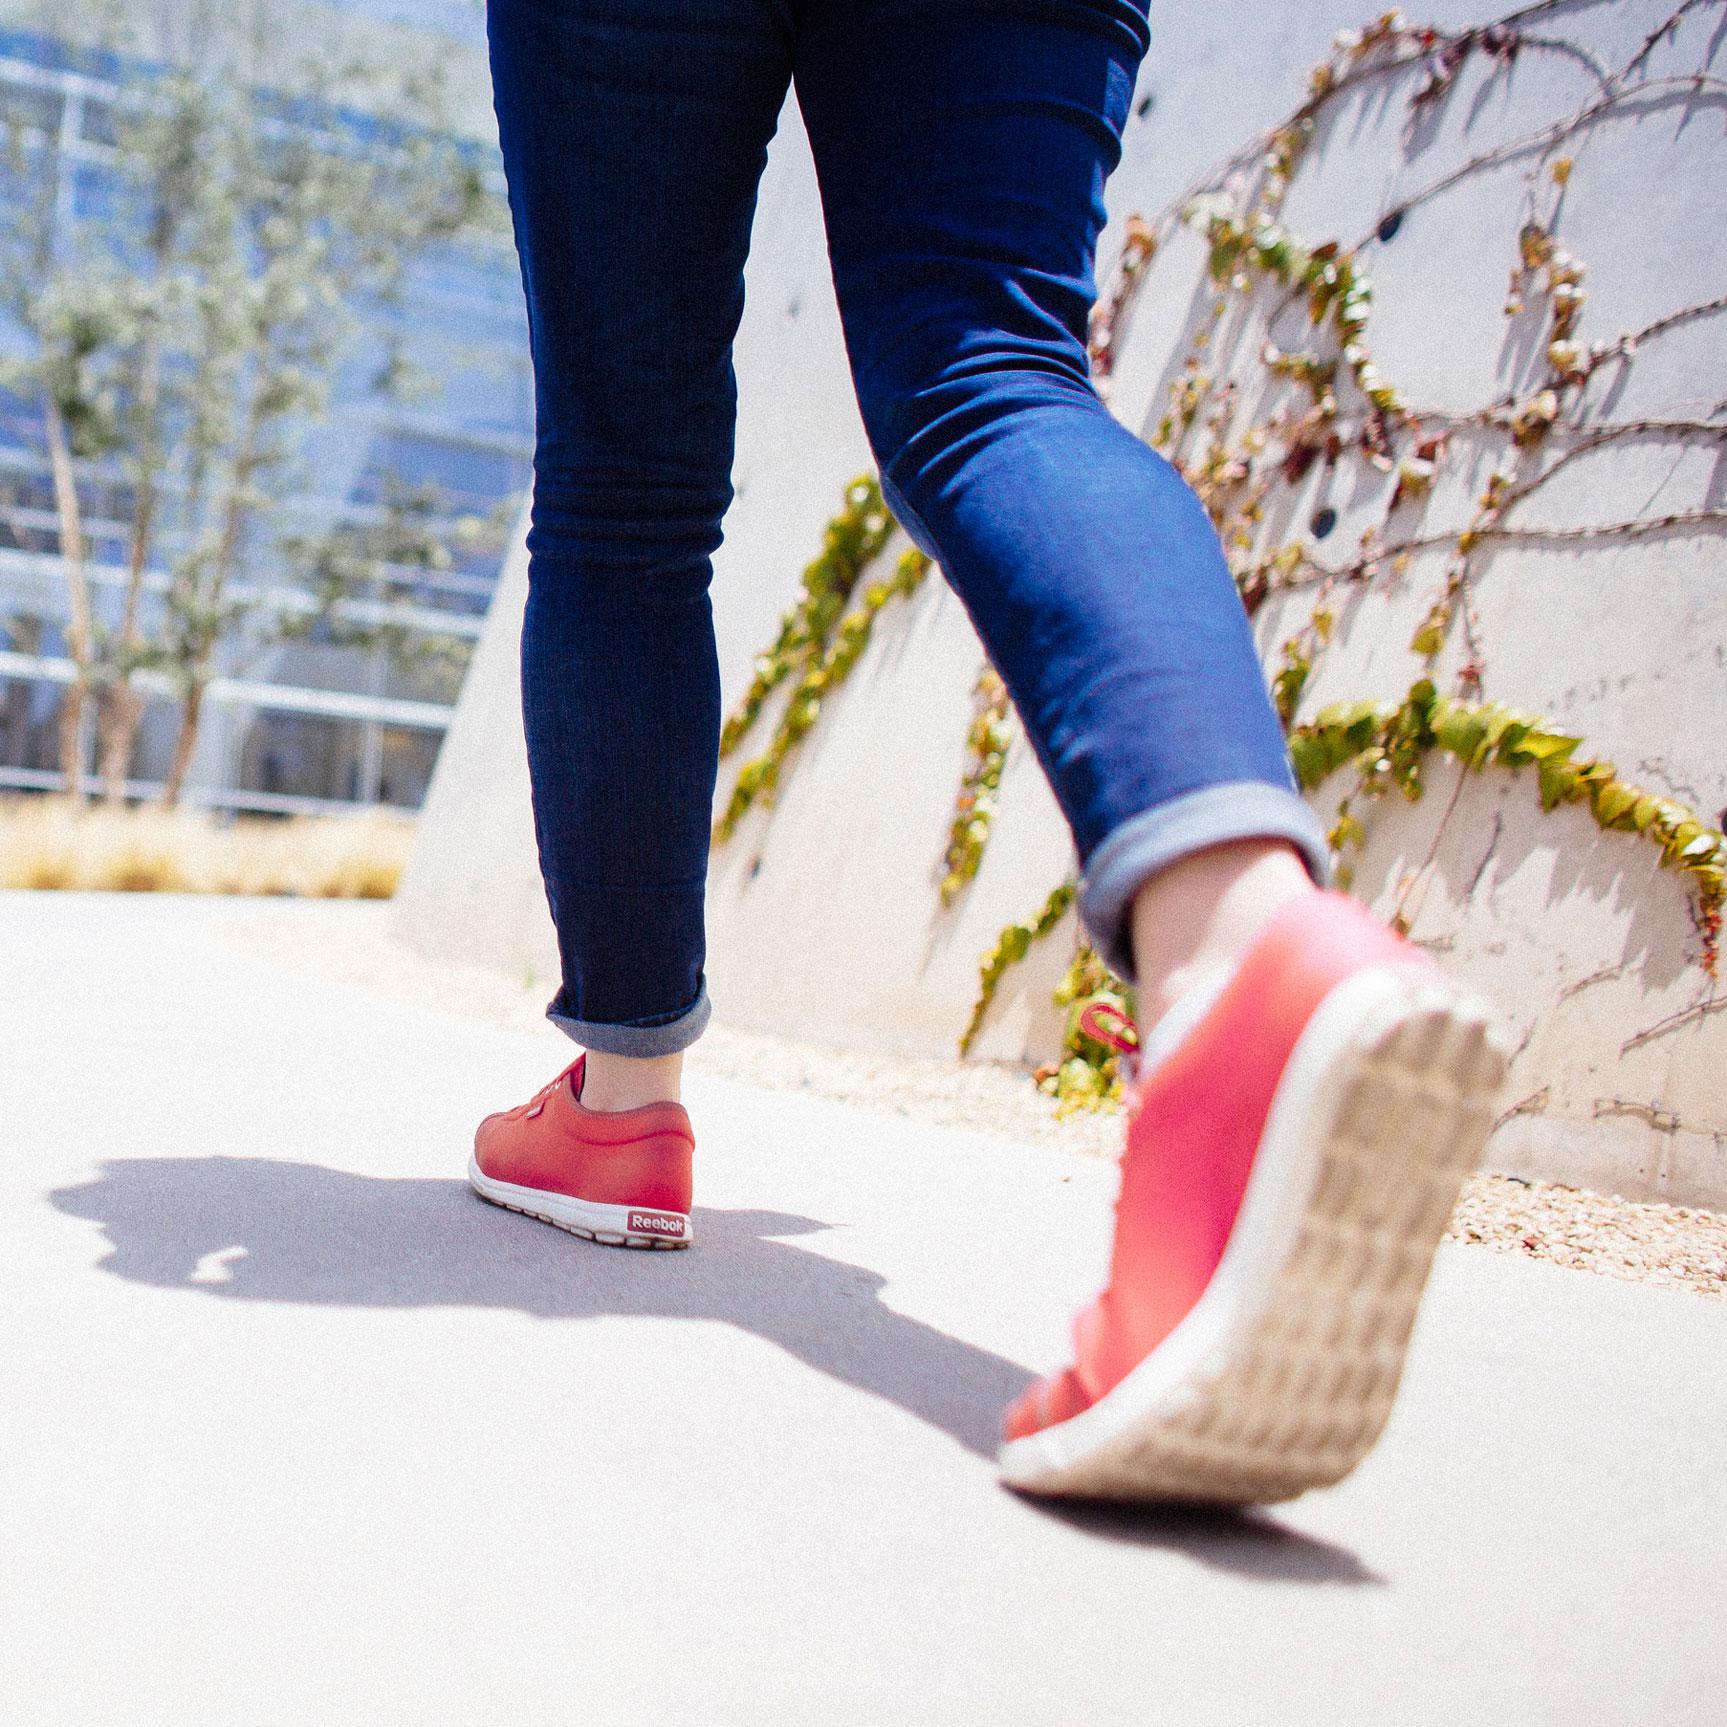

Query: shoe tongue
[1134,962,1237,1077]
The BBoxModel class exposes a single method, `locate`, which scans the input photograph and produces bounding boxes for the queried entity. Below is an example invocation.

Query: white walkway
[2,893,1719,1726]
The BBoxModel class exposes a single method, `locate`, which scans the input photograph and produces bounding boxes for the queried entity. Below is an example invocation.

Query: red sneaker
[468,1054,694,1249]
[1000,891,1507,1504]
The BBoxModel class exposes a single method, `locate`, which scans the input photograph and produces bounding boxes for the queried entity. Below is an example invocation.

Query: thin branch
[1137,29,1477,248]
[1445,509,1727,552]
[1553,414,1727,438]
[1370,405,1727,441]
[1495,0,1598,30]
[1107,6,1721,349]
[1257,509,1727,596]
[1359,77,1727,249]
[1582,293,1727,378]
[1623,0,1727,82]
[1515,33,1616,96]
[1621,993,1726,1053]
[1394,755,1470,930]
[1493,419,1727,515]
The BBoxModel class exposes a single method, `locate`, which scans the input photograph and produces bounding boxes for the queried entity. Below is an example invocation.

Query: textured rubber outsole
[998,971,1508,1505]
[466,1158,691,1250]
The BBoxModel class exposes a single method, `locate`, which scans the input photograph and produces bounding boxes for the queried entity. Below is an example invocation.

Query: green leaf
[1289,733,1330,788]
[1505,729,1581,766]
[1329,813,1366,851]
[1314,698,1384,732]
[1538,758,1581,809]
[1630,795,1664,834]
[1493,719,1535,760]
[1592,781,1637,826]
[1435,708,1488,765]
[1478,706,1521,754]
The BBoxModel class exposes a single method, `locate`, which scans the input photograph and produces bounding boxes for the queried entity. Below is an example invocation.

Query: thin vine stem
[1581,293,1727,381]
[1260,509,1727,600]
[1358,77,1727,252]
[1625,0,1727,82]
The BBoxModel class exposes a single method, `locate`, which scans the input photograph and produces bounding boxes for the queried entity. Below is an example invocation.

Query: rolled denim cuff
[546,976,712,1057]
[1079,781,1333,982]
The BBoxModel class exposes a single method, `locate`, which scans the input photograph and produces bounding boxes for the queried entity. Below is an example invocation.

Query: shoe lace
[522,1057,581,1116]
[1076,999,1139,1056]
[1077,1000,1142,1093]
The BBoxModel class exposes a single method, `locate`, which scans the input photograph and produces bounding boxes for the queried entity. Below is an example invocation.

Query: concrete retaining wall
[397,0,1726,1206]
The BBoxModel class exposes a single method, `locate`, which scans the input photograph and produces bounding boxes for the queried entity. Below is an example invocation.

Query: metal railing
[0,648,456,732]
[0,762,417,817]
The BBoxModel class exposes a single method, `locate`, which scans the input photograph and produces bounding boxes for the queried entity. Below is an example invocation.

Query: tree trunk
[107,327,164,805]
[162,679,205,809]
[44,398,94,806]
[56,681,87,798]
[96,684,145,805]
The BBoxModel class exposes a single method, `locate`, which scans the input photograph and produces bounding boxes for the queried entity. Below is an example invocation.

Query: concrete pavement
[2,891,1722,1725]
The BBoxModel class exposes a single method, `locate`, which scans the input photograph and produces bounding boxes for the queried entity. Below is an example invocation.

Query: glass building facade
[0,10,532,813]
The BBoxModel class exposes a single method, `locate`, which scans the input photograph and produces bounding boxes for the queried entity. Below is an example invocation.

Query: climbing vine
[1292,680,1725,970]
[715,476,929,840]
[718,475,896,761]
[958,881,1075,1058]
[939,666,1016,904]
[1038,945,1135,1116]
[716,4,1727,1111]
[960,911,1137,1116]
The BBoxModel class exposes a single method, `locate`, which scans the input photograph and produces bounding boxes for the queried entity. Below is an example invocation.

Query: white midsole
[466,1157,692,1244]
[997,964,1465,1488]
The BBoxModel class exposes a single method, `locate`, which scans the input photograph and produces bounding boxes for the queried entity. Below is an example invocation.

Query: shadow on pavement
[52,1156,1030,1460]
[1024,1499,1383,1586]
[52,1155,1376,1585]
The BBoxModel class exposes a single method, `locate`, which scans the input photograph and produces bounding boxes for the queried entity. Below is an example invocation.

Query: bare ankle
[1129,839,1316,1023]
[579,1050,684,1112]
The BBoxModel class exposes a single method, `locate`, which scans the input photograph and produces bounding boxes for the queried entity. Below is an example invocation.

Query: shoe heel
[623,1207,693,1250]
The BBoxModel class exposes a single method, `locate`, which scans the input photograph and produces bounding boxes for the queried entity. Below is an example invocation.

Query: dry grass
[0,796,414,899]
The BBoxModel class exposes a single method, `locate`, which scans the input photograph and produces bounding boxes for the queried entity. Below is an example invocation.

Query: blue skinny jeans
[487,0,1329,1057]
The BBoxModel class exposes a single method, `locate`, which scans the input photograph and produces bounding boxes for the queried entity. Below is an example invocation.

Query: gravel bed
[1447,1177,1726,1299]
[222,900,1726,1300]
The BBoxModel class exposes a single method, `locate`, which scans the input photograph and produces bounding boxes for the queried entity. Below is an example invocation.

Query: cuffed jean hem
[546,977,713,1058]
[1078,781,1334,982]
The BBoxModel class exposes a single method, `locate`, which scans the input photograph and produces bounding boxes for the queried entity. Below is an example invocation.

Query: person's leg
[793,0,1329,1008]
[1127,840,1314,1019]
[487,0,795,1109]
[796,0,1504,1503]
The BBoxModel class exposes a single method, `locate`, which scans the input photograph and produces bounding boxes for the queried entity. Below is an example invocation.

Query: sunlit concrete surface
[3,893,1721,1726]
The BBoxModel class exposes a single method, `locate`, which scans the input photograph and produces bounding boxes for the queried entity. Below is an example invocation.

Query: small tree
[0,87,110,799]
[0,1,499,804]
[275,484,500,710]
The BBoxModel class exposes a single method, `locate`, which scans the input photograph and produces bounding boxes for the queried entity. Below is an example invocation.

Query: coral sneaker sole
[466,1156,692,1251]
[998,966,1508,1504]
